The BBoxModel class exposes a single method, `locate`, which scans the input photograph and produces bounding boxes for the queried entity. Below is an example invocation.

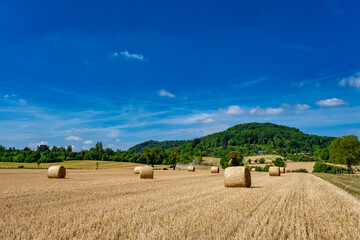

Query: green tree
[273,158,286,167]
[169,147,180,170]
[141,147,161,167]
[221,151,243,169]
[329,135,360,170]
[95,142,104,160]
[39,154,47,163]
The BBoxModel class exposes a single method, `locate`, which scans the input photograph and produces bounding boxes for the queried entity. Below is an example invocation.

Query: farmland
[1,164,360,239]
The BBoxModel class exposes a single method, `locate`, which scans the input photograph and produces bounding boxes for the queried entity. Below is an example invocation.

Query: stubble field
[1,166,360,239]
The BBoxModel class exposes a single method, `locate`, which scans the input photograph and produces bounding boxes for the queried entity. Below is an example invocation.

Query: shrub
[251,166,262,171]
[273,158,286,167]
[292,168,308,173]
[262,165,271,172]
[17,165,24,168]
[313,162,349,174]
[258,158,265,164]
[162,168,168,170]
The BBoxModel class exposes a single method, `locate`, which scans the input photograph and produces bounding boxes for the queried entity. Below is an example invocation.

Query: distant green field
[0,160,149,169]
[314,173,360,199]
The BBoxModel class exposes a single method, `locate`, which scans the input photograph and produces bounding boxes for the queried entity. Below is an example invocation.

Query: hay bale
[269,166,281,176]
[224,167,251,188]
[251,168,256,172]
[286,169,291,173]
[140,166,153,179]
[211,166,219,173]
[187,166,195,172]
[134,166,141,174]
[280,167,286,173]
[47,166,66,178]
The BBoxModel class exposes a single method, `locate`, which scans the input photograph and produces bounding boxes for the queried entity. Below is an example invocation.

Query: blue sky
[1,0,360,150]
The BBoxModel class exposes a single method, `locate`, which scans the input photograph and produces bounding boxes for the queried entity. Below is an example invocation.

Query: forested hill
[129,122,335,158]
[128,140,188,153]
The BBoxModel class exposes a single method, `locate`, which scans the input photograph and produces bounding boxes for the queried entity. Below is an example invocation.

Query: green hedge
[313,162,349,174]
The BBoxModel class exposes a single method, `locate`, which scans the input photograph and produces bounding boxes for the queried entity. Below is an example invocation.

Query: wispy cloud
[315,98,348,107]
[65,136,82,141]
[159,89,175,98]
[295,104,310,110]
[220,105,245,115]
[235,77,266,88]
[339,73,360,88]
[19,99,27,105]
[83,140,93,145]
[200,118,216,124]
[109,50,145,60]
[250,106,284,115]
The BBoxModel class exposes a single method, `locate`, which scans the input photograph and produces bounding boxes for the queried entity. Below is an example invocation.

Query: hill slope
[128,140,188,153]
[129,122,335,158]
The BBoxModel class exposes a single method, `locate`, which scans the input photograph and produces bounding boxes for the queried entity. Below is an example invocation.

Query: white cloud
[339,73,360,88]
[108,144,120,150]
[4,94,9,98]
[115,139,121,142]
[295,104,310,110]
[200,118,216,124]
[120,50,144,60]
[109,51,119,58]
[315,98,348,107]
[28,141,49,149]
[250,106,284,115]
[159,89,175,98]
[65,136,82,141]
[83,140,93,145]
[107,129,120,138]
[19,99,27,104]
[220,105,245,115]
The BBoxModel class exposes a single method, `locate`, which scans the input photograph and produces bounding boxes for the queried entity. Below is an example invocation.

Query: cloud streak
[220,105,245,115]
[339,73,360,88]
[250,106,284,115]
[315,98,348,107]
[65,136,82,141]
[159,89,175,98]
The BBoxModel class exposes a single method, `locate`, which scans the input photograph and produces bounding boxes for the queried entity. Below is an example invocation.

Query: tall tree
[329,135,360,170]
[169,147,180,170]
[141,147,161,167]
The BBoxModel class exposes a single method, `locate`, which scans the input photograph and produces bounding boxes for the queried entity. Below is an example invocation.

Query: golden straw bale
[252,168,256,172]
[280,167,286,173]
[140,166,153,179]
[224,167,251,188]
[187,166,195,172]
[134,166,141,174]
[211,166,219,173]
[286,169,291,173]
[47,166,66,178]
[269,166,281,176]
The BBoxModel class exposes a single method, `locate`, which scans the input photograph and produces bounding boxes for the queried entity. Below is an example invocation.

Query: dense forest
[128,140,188,153]
[0,122,335,165]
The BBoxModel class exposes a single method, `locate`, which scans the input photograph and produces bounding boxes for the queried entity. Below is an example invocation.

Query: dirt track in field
[1,168,359,239]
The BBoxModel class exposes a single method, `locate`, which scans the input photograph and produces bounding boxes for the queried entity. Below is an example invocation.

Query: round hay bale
[251,168,256,172]
[140,166,153,179]
[134,166,141,174]
[47,166,66,178]
[224,167,251,188]
[286,169,291,173]
[187,166,195,172]
[211,166,219,173]
[269,166,281,176]
[280,167,286,173]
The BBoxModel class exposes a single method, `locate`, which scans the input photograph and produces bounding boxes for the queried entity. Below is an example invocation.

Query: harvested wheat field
[1,168,360,239]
